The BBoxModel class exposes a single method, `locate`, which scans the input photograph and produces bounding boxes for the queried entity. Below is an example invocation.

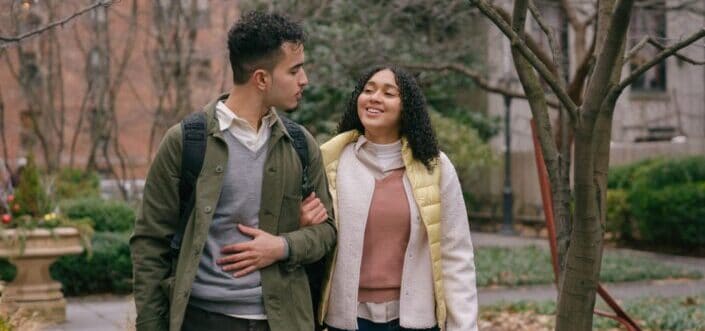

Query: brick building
[1,0,240,180]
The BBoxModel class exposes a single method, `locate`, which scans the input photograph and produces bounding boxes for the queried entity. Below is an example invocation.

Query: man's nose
[299,69,309,87]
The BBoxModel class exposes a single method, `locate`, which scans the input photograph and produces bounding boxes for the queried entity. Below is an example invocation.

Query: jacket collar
[203,93,292,142]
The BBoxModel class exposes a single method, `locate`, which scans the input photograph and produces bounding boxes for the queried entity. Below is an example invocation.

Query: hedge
[0,232,132,296]
[628,181,705,246]
[60,198,135,233]
[606,156,705,246]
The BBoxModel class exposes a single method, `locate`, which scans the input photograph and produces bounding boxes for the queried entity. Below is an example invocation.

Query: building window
[628,4,667,92]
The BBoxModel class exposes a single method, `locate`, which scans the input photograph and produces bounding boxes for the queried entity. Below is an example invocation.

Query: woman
[317,66,478,331]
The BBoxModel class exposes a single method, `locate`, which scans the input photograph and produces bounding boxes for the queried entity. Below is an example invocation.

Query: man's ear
[253,69,270,91]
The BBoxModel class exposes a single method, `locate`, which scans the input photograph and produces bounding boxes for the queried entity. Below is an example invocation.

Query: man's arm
[279,130,337,268]
[217,130,336,275]
[130,126,182,330]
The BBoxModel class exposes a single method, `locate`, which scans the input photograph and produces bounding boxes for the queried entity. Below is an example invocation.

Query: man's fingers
[237,224,262,237]
[234,265,258,278]
[221,242,250,254]
[222,258,257,272]
[216,251,254,265]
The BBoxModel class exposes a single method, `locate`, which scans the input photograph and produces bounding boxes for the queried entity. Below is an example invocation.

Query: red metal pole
[529,120,641,330]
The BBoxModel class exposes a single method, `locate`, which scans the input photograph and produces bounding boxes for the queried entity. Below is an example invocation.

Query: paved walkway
[40,232,705,330]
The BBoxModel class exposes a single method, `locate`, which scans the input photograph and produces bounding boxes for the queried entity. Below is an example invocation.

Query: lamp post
[501,92,515,235]
[500,44,516,235]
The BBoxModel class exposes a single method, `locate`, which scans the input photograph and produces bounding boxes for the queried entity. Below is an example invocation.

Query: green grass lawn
[480,294,705,331]
[475,245,702,287]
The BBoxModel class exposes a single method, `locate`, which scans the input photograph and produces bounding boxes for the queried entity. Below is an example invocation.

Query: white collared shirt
[215,101,277,152]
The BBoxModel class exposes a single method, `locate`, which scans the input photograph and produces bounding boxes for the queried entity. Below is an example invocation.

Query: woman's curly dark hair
[337,65,440,170]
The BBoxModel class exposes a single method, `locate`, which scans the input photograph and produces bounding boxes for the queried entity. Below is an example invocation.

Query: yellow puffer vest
[318,130,447,330]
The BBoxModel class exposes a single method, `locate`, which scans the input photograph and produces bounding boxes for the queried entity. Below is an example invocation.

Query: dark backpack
[170,111,324,329]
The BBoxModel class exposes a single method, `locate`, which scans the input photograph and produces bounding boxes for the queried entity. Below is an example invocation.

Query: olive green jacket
[130,94,336,331]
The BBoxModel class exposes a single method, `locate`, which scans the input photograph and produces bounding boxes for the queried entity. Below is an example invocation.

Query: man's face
[264,42,308,111]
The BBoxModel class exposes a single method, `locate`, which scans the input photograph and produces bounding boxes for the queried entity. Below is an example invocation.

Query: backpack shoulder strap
[171,112,207,252]
[280,115,314,197]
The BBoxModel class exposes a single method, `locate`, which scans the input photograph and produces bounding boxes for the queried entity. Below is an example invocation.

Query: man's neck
[224,86,269,131]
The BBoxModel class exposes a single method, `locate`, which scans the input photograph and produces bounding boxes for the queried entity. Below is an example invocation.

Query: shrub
[605,189,632,240]
[49,232,132,295]
[0,232,132,296]
[60,198,135,233]
[608,156,705,245]
[630,156,705,190]
[430,110,495,189]
[54,168,100,200]
[608,158,661,190]
[13,155,50,217]
[628,181,705,246]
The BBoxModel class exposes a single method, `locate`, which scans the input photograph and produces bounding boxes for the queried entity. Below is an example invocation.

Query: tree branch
[401,61,560,108]
[0,0,114,48]
[625,35,704,65]
[469,0,579,119]
[624,35,650,61]
[580,0,635,118]
[493,5,559,77]
[528,0,566,88]
[613,28,705,96]
[560,0,582,29]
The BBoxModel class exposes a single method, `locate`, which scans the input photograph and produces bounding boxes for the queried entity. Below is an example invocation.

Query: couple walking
[131,11,477,331]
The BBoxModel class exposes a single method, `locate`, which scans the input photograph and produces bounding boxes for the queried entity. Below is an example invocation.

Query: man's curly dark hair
[227,11,305,84]
[338,65,440,170]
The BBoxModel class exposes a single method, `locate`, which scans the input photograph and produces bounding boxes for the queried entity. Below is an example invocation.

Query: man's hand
[217,224,286,278]
[299,192,328,227]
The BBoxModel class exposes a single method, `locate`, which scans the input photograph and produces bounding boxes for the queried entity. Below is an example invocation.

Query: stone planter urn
[0,227,84,324]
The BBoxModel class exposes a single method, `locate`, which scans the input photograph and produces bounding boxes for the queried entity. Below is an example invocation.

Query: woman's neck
[364,129,400,144]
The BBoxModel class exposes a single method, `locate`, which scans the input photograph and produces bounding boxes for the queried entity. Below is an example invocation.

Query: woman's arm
[438,153,479,331]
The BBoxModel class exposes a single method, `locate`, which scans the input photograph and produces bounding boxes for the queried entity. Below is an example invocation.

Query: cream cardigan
[319,131,478,331]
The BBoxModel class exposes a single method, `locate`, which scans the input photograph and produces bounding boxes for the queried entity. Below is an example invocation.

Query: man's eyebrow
[289,61,305,70]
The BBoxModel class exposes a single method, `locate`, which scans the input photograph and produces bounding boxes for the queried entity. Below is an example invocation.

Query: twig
[468,0,578,119]
[528,0,566,88]
[625,36,705,65]
[0,0,115,48]
[614,28,705,95]
[647,38,705,65]
[401,62,562,108]
[560,0,581,29]
[624,36,650,61]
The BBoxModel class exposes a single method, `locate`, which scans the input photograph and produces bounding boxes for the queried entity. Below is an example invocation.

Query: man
[131,11,335,331]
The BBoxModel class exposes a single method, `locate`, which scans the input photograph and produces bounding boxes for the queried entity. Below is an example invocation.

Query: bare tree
[0,0,116,173]
[0,77,8,166]
[0,0,113,48]
[79,0,138,199]
[146,0,203,159]
[465,0,705,329]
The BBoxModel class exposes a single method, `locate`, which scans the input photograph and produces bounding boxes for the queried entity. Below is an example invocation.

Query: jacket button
[268,167,276,173]
[215,165,224,173]
[204,206,212,213]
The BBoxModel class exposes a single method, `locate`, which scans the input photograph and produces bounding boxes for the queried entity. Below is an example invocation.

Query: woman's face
[356,69,402,141]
